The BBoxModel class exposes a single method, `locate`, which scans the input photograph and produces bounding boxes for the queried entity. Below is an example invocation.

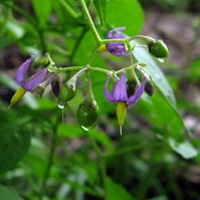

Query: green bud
[77,100,98,128]
[59,85,75,102]
[127,80,137,97]
[145,79,154,96]
[148,40,169,58]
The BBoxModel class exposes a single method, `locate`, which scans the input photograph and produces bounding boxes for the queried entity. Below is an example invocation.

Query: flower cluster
[10,26,169,135]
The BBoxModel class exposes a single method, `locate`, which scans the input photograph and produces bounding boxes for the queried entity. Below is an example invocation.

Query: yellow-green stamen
[97,44,107,53]
[116,102,127,135]
[9,87,27,108]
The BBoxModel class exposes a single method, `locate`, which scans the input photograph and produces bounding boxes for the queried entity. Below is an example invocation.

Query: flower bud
[51,77,60,98]
[148,40,169,59]
[145,79,154,96]
[127,80,137,97]
[77,100,99,129]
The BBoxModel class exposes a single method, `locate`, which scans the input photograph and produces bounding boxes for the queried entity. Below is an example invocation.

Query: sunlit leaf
[106,0,144,35]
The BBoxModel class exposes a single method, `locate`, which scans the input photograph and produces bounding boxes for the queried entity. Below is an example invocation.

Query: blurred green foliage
[0,0,200,200]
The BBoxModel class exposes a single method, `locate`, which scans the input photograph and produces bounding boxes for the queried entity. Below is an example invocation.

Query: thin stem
[48,65,84,73]
[48,65,111,75]
[79,0,101,43]
[101,38,128,44]
[58,0,81,18]
[115,63,139,74]
[39,120,59,200]
[88,65,110,74]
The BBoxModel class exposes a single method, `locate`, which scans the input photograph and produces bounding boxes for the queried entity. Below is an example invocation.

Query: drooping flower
[104,72,146,134]
[10,55,47,107]
[106,27,129,57]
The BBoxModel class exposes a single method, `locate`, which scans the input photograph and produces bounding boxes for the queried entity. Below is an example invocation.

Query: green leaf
[169,138,198,159]
[32,0,52,27]
[94,0,107,26]
[0,110,31,174]
[57,124,113,150]
[132,42,176,107]
[131,44,198,157]
[106,0,144,35]
[0,185,23,200]
[106,177,134,200]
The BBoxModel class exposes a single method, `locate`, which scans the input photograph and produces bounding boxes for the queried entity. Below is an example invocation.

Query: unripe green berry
[148,40,169,58]
[77,101,98,128]
[59,85,75,102]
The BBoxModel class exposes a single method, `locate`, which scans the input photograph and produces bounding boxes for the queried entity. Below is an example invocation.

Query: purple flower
[106,27,129,57]
[16,55,47,91]
[104,71,147,130]
[104,72,147,106]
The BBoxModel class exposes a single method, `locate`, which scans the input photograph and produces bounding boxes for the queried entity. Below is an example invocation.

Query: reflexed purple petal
[106,27,126,39]
[111,72,128,102]
[24,69,47,91]
[104,74,115,102]
[16,55,34,86]
[106,27,128,57]
[128,76,147,106]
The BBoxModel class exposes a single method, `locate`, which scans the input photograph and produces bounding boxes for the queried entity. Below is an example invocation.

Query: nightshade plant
[1,0,198,199]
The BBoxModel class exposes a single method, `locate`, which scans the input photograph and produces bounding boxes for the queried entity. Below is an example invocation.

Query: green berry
[59,85,75,102]
[77,101,98,128]
[148,40,169,58]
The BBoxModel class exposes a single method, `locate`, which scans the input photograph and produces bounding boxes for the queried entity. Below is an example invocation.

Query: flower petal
[104,73,115,102]
[24,69,47,91]
[128,76,147,106]
[106,27,128,57]
[106,27,126,39]
[111,72,128,102]
[16,55,34,86]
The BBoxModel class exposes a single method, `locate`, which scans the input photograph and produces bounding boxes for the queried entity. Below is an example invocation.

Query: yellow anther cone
[116,102,127,136]
[9,87,27,108]
[97,44,107,53]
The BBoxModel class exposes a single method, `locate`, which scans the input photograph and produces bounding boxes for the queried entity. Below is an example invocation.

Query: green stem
[48,64,110,74]
[58,0,81,18]
[39,120,59,200]
[79,0,101,43]
[101,38,128,44]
